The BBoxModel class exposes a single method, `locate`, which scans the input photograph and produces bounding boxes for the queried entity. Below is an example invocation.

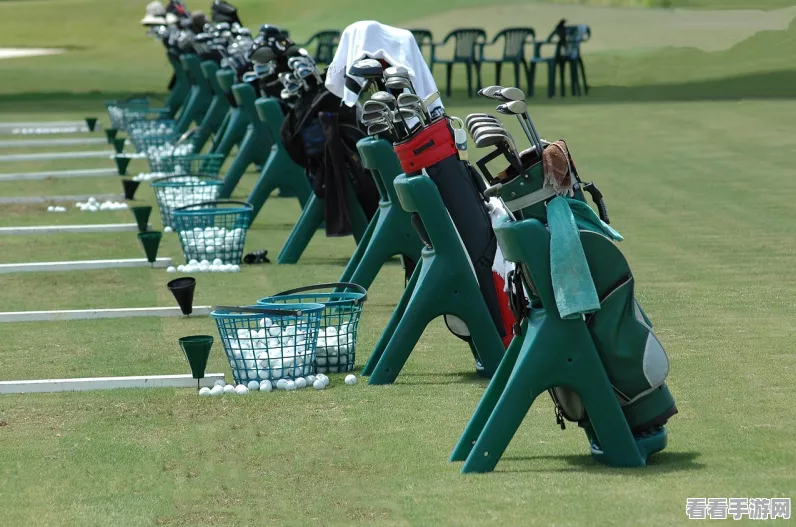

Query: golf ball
[223,384,235,394]
[276,379,287,390]
[313,379,325,390]
[345,374,357,385]
[199,387,211,396]
[164,226,173,233]
[209,385,224,396]
[247,380,260,391]
[214,379,225,387]
[166,266,176,273]
[234,385,249,395]
[284,380,296,391]
[259,380,273,392]
[295,377,307,389]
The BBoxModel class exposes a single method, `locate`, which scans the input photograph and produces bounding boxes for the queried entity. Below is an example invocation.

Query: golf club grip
[595,198,610,225]
[213,305,304,317]
[273,282,368,303]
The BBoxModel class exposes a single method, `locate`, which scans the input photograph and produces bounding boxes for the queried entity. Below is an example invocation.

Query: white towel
[325,20,443,115]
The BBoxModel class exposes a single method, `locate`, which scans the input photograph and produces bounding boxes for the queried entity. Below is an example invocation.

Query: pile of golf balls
[46,206,67,212]
[315,325,356,373]
[167,259,240,273]
[223,319,317,381]
[178,227,246,263]
[156,181,220,211]
[133,172,169,182]
[74,197,129,212]
[198,375,331,396]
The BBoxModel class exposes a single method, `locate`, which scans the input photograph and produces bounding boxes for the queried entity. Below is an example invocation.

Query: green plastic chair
[452,217,670,473]
[209,69,248,162]
[408,29,435,64]
[217,82,272,199]
[298,30,341,65]
[176,54,213,133]
[529,23,591,98]
[430,28,487,98]
[363,173,506,384]
[478,27,536,93]
[246,97,312,223]
[337,137,423,290]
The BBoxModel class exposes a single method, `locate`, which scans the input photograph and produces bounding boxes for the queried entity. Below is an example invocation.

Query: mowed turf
[1,0,796,524]
[2,97,795,525]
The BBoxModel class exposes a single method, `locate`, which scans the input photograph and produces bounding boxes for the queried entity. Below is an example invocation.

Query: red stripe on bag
[393,118,457,174]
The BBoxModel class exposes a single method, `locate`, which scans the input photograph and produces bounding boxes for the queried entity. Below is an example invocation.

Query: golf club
[348,58,386,92]
[371,91,409,137]
[383,66,416,94]
[396,94,427,125]
[496,101,542,157]
[477,85,506,99]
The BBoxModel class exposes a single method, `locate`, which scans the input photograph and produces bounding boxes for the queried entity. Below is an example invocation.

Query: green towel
[565,197,623,241]
[548,197,600,319]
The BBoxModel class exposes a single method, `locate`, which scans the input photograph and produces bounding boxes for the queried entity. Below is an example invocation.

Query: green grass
[1,0,795,525]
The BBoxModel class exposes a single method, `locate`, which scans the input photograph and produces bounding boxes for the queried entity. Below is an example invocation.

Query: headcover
[190,12,209,34]
[211,0,241,25]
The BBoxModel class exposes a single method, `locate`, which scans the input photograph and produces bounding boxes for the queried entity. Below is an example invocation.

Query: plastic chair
[363,173,506,384]
[408,29,435,63]
[337,137,423,291]
[430,28,487,98]
[478,27,536,93]
[529,22,591,98]
[298,30,341,65]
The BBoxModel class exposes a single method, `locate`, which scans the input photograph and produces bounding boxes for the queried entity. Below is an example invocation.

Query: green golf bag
[487,143,677,441]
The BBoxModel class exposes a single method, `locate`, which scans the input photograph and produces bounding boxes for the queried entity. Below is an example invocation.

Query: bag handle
[213,305,304,317]
[272,282,368,303]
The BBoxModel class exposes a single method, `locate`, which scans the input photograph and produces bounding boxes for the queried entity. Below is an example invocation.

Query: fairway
[1,1,794,525]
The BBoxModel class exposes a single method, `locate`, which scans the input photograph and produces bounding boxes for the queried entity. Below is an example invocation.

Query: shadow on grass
[398,370,487,385]
[498,451,704,474]
[442,69,796,106]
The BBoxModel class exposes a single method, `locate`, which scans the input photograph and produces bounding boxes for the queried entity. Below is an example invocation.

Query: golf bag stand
[176,54,213,133]
[453,154,676,473]
[246,97,312,224]
[217,82,273,198]
[337,137,423,290]
[210,69,248,161]
[364,118,509,383]
[165,50,190,118]
[193,61,232,152]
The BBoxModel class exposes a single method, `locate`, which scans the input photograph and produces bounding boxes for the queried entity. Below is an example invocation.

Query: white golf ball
[209,385,224,396]
[164,226,173,233]
[231,265,240,272]
[345,374,357,385]
[284,380,296,391]
[295,377,307,389]
[198,387,211,396]
[166,266,177,273]
[189,259,199,266]
[247,380,260,391]
[276,379,287,390]
[259,380,273,392]
[223,384,235,394]
[313,379,325,390]
[304,375,315,385]
[234,385,249,395]
[47,206,54,212]
[214,379,225,387]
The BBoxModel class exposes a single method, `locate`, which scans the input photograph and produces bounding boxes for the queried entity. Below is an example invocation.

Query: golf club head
[478,85,506,99]
[465,113,498,125]
[385,76,413,92]
[397,93,422,107]
[241,71,258,83]
[367,122,391,135]
[371,91,397,109]
[384,66,410,79]
[361,110,388,124]
[363,100,390,113]
[349,58,384,79]
[474,133,513,149]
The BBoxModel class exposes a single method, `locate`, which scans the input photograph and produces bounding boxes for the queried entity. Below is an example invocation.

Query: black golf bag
[394,118,516,349]
[281,85,380,236]
[211,0,241,25]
